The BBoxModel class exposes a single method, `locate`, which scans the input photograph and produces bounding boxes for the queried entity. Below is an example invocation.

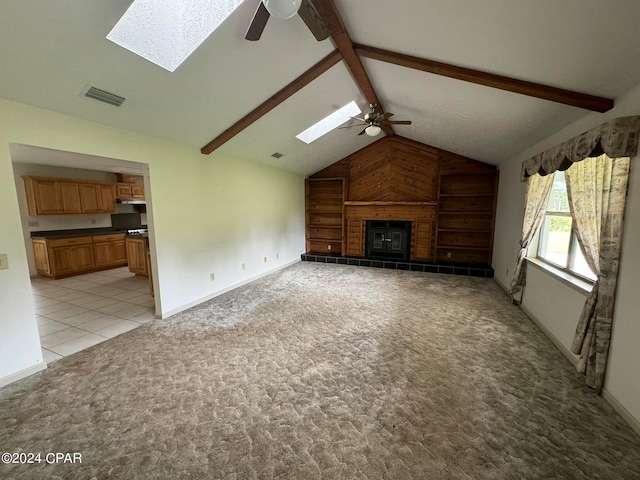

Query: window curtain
[519,116,640,393]
[565,155,631,393]
[508,173,555,304]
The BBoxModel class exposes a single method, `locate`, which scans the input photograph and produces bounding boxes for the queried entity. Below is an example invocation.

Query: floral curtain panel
[517,116,640,393]
[509,173,555,304]
[565,155,631,393]
[521,116,640,180]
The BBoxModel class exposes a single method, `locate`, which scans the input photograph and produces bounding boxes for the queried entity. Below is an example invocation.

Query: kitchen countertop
[30,227,145,239]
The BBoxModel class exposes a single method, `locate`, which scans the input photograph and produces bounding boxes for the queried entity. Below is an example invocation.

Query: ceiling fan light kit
[365,125,382,136]
[263,0,302,19]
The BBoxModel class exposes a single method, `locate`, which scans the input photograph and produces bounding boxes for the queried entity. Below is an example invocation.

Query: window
[295,101,362,144]
[107,0,244,72]
[537,171,596,281]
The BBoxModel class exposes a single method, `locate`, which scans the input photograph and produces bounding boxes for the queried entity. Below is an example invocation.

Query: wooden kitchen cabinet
[116,183,145,200]
[35,237,95,277]
[24,176,116,215]
[25,177,82,215]
[79,183,117,214]
[32,233,127,278]
[93,234,127,267]
[126,237,148,276]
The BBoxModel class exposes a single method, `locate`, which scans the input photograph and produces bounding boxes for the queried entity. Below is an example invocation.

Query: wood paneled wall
[307,136,498,265]
[313,137,439,202]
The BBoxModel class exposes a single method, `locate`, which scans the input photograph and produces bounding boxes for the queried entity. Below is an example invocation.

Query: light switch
[0,253,8,270]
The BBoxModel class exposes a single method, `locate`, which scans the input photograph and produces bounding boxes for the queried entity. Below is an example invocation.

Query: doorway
[10,144,159,362]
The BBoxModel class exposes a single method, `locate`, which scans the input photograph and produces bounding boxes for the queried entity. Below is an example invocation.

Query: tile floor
[32,267,156,364]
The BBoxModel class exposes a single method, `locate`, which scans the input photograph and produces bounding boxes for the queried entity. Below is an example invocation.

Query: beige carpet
[1,262,639,479]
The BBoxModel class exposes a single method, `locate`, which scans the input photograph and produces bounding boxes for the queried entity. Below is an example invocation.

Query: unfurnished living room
[1,1,640,479]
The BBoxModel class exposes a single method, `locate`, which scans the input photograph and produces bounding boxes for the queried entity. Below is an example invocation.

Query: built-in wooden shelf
[439,171,497,176]
[439,193,495,197]
[437,228,492,233]
[344,201,438,206]
[437,245,491,251]
[438,211,493,215]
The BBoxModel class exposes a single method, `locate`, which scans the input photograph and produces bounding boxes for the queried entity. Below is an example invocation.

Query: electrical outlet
[210,273,215,282]
[447,252,452,258]
[242,263,246,271]
[0,253,8,270]
[263,256,267,263]
[276,253,279,259]
[327,245,332,250]
[506,268,509,276]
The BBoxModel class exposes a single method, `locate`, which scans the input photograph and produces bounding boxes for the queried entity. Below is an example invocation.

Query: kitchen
[11,144,157,363]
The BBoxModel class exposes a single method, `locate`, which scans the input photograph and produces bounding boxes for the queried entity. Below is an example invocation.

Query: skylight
[107,0,244,72]
[296,101,362,144]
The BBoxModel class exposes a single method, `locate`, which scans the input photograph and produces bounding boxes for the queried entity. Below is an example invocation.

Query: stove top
[126,228,148,235]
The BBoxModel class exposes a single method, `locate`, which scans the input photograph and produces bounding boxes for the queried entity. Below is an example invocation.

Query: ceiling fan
[340,104,412,136]
[245,0,329,41]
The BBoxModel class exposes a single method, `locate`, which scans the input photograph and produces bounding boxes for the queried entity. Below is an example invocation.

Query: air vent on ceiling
[82,85,126,107]
[271,152,283,158]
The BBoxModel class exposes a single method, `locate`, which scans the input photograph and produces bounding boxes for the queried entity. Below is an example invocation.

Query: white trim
[160,259,300,319]
[519,304,579,368]
[526,257,592,295]
[493,276,510,295]
[519,304,640,435]
[0,362,47,389]
[602,388,640,437]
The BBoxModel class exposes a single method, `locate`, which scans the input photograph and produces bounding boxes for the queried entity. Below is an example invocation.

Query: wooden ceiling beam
[354,44,614,113]
[312,0,391,132]
[201,49,342,155]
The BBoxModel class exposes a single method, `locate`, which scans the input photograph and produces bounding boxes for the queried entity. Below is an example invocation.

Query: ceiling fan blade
[298,0,330,41]
[338,123,367,129]
[245,2,270,41]
[385,120,412,125]
[380,124,394,136]
[349,116,366,122]
[377,112,393,121]
[358,127,368,135]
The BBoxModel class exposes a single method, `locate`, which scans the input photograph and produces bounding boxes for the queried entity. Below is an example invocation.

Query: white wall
[493,82,640,426]
[0,98,305,383]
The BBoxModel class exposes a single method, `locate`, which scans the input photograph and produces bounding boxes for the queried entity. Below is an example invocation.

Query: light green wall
[493,84,640,427]
[0,98,305,381]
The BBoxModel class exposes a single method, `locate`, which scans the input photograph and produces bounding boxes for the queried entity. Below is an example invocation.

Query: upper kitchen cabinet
[23,176,117,215]
[78,183,117,214]
[115,173,145,200]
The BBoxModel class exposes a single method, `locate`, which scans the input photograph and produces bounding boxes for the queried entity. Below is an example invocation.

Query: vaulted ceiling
[2,0,640,176]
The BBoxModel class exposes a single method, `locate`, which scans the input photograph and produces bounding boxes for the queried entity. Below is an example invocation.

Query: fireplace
[366,220,411,261]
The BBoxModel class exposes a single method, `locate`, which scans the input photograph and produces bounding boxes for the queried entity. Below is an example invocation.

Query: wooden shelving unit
[436,169,498,264]
[305,178,345,255]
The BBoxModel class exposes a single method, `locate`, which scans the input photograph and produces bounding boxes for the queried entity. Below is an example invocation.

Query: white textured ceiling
[2,1,640,176]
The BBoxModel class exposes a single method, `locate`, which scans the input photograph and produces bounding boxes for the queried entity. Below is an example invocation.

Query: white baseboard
[493,276,510,294]
[519,305,640,434]
[602,388,640,437]
[0,362,47,389]
[160,259,300,319]
[519,304,579,368]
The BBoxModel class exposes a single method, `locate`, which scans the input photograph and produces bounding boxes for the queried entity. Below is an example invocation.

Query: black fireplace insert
[366,220,411,261]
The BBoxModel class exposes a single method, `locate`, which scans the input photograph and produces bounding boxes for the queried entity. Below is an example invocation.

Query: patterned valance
[521,116,640,180]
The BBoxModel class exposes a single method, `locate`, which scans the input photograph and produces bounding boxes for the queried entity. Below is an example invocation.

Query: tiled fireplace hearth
[301,254,494,278]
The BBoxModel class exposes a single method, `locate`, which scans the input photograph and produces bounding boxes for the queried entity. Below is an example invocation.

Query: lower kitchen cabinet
[32,233,127,279]
[93,234,127,267]
[125,237,149,276]
[33,237,95,277]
